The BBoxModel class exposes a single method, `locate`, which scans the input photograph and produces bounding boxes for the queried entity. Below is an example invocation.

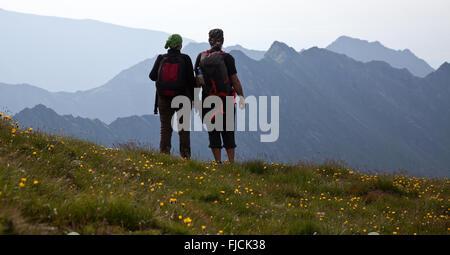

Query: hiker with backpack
[149,34,195,159]
[195,29,245,163]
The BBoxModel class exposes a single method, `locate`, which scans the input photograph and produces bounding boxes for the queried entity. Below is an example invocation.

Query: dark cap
[208,28,224,49]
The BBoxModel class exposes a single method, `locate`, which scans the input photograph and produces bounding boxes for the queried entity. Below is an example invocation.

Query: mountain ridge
[326,35,435,77]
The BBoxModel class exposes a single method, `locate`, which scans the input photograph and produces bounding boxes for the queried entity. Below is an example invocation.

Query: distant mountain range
[183,42,265,61]
[0,8,188,92]
[327,36,435,77]
[13,104,267,162]
[0,57,156,123]
[2,36,440,123]
[1,8,437,92]
[0,8,267,92]
[0,40,265,123]
[9,41,450,177]
[14,104,161,147]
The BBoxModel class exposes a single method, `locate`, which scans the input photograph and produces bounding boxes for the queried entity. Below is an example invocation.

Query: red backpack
[156,53,187,96]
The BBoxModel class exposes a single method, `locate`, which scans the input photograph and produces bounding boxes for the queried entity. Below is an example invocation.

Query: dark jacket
[149,48,195,100]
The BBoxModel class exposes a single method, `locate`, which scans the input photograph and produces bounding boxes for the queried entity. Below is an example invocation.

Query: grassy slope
[0,113,448,235]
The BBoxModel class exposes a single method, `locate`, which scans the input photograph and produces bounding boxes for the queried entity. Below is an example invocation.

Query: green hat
[164,34,183,49]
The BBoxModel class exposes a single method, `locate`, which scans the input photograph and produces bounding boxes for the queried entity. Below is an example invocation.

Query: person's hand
[196,76,205,87]
[195,77,200,87]
[238,95,245,110]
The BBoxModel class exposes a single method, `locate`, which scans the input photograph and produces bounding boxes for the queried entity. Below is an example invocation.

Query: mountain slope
[223,44,265,60]
[259,42,449,176]
[425,62,450,87]
[1,113,448,235]
[0,8,193,92]
[326,36,435,77]
[12,104,117,145]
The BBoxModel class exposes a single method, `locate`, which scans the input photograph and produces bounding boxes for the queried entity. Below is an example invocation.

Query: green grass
[0,113,448,235]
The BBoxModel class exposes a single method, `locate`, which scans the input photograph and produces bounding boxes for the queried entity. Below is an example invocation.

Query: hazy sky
[1,0,449,68]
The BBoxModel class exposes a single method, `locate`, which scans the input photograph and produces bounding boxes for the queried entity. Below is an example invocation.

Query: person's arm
[185,55,195,101]
[231,74,245,109]
[185,55,195,88]
[225,54,245,109]
[230,74,244,97]
[149,55,163,81]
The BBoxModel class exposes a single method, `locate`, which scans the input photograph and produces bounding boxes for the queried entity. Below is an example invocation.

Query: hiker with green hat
[149,34,195,159]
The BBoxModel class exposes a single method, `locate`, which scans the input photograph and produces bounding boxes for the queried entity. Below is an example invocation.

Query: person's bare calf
[226,148,235,163]
[211,148,221,162]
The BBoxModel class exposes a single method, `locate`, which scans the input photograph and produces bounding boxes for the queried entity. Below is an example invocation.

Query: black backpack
[156,53,187,96]
[199,50,234,97]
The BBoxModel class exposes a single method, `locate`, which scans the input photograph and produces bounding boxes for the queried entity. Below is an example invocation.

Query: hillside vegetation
[0,113,448,235]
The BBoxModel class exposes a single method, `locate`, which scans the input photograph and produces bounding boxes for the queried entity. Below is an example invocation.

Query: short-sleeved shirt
[194,49,237,77]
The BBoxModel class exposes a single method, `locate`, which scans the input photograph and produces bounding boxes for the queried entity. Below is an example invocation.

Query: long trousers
[158,95,191,158]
